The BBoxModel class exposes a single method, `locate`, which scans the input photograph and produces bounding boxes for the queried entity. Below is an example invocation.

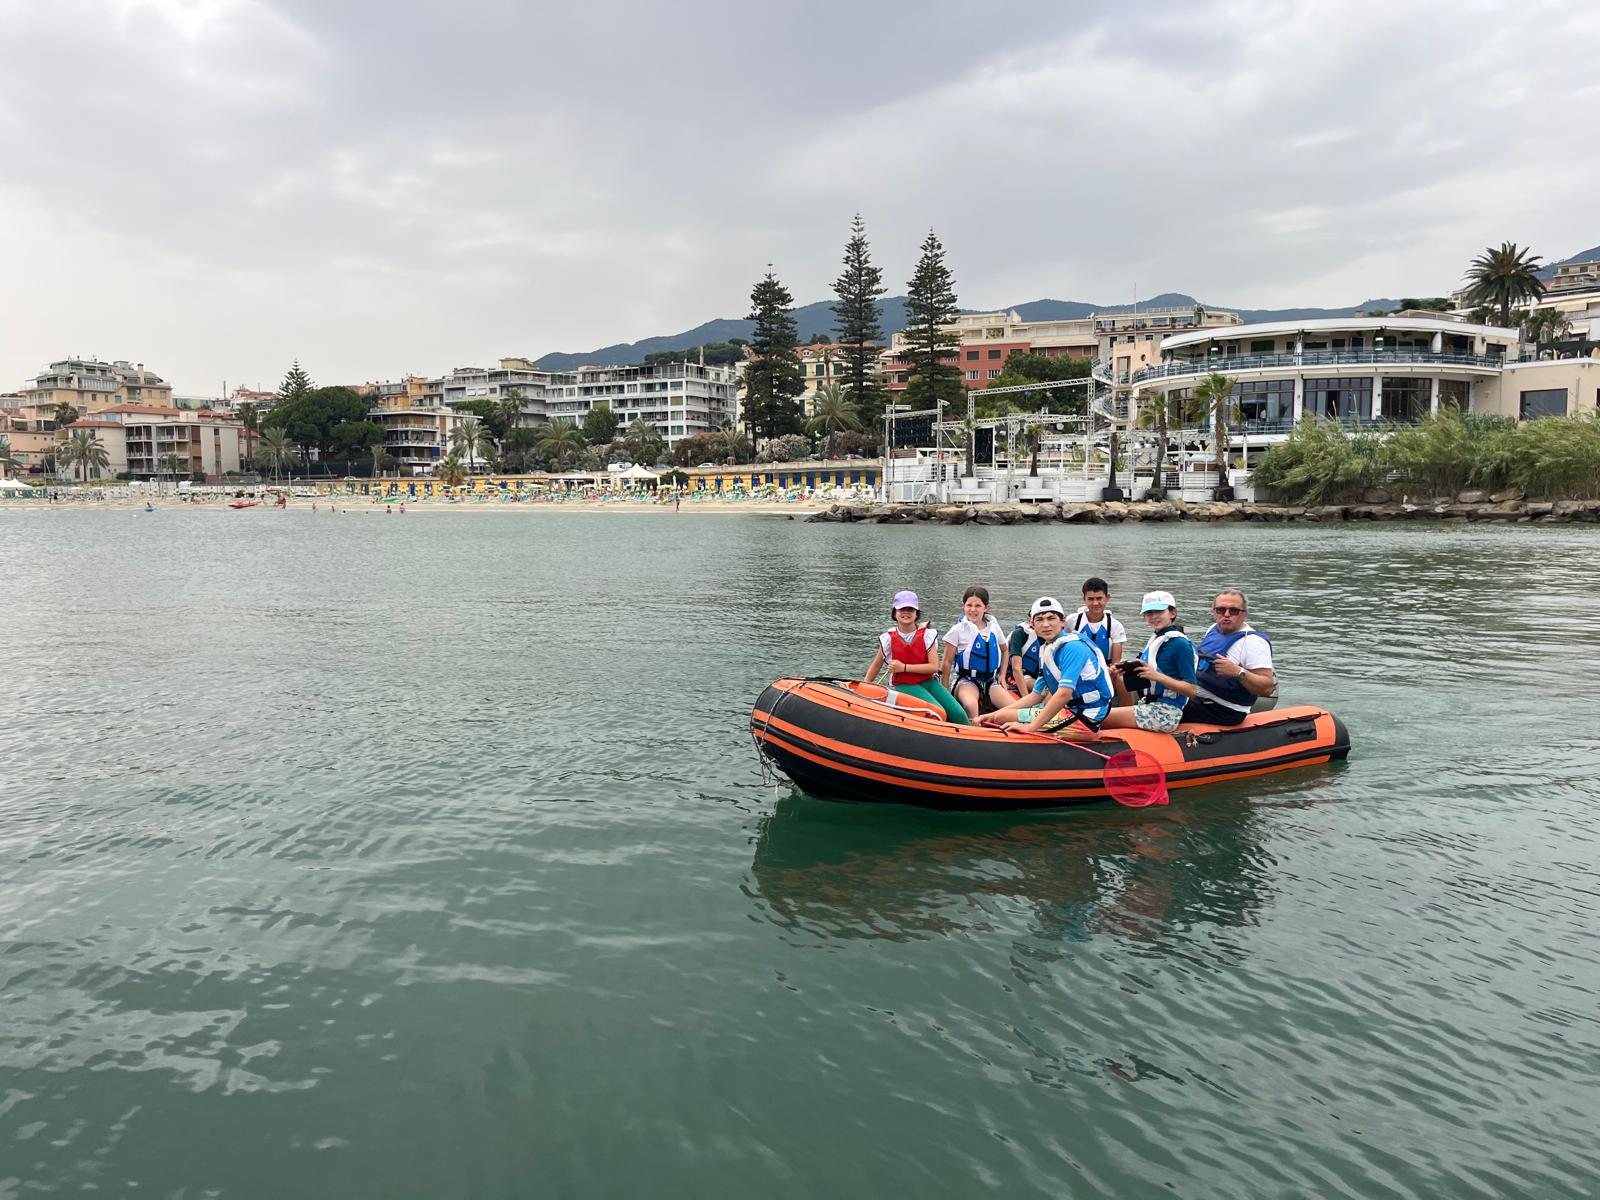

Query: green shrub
[1249,419,1384,503]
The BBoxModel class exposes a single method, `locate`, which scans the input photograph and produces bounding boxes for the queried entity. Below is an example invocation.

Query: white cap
[1140,590,1177,613]
[1030,596,1066,618]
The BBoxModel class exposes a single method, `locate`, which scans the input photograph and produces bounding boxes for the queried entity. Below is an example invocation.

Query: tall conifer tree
[831,214,887,421]
[902,230,963,411]
[742,268,805,441]
[279,360,313,406]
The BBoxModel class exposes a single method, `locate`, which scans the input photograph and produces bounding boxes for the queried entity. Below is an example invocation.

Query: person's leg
[1181,697,1248,727]
[953,679,980,719]
[986,681,1018,712]
[915,676,972,725]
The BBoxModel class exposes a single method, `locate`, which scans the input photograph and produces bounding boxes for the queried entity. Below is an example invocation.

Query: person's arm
[1136,644,1199,697]
[1208,640,1276,696]
[864,647,886,683]
[1109,617,1126,665]
[940,627,959,688]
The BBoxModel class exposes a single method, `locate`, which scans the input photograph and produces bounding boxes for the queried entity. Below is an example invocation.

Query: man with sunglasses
[1186,589,1276,727]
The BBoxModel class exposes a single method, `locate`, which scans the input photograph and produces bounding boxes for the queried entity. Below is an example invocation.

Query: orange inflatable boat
[751,678,1350,810]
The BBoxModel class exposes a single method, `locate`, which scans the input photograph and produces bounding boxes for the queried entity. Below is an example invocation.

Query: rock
[1284,506,1307,520]
[1143,502,1180,522]
[1525,502,1554,518]
[1482,500,1526,519]
[1362,487,1393,504]
[1456,490,1487,504]
[931,505,968,525]
[1099,501,1128,522]
[1058,503,1097,523]
[974,505,1021,526]
[904,506,932,521]
[1441,515,1470,523]
[1554,499,1600,522]
[1307,505,1348,522]
[1489,488,1524,503]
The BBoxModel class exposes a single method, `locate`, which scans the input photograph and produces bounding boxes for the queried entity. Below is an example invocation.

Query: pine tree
[831,213,887,423]
[742,268,805,441]
[902,230,963,411]
[279,360,313,406]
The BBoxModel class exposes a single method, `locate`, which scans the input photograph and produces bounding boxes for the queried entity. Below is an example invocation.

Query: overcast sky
[0,0,1594,395]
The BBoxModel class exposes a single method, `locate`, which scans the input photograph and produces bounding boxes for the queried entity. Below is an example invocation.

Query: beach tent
[0,477,35,492]
[618,465,660,482]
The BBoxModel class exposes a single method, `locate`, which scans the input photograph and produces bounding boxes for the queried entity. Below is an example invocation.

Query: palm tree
[497,389,525,440]
[370,443,394,478]
[449,415,494,473]
[1190,372,1240,496]
[60,429,111,482]
[437,452,467,487]
[622,417,664,466]
[255,429,294,482]
[1523,308,1572,345]
[536,419,587,470]
[1463,241,1545,327]
[1020,420,1045,477]
[719,423,747,466]
[1135,390,1185,497]
[0,435,21,479]
[804,381,861,460]
[236,401,260,434]
[159,452,185,493]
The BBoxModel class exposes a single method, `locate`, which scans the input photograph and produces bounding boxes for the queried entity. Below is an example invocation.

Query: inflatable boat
[751,678,1350,810]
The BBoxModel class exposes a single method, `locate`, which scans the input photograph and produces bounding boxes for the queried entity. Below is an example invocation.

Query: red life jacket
[882,625,934,687]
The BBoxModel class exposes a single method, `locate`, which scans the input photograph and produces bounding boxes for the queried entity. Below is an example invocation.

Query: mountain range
[532,243,1600,370]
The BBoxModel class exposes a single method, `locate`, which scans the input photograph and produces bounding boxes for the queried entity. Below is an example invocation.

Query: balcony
[1133,348,1508,384]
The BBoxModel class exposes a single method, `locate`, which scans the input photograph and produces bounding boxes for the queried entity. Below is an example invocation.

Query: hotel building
[545,361,738,444]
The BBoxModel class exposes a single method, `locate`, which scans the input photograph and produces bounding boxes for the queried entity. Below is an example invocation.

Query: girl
[1099,589,1198,733]
[941,586,1013,717]
[863,590,970,725]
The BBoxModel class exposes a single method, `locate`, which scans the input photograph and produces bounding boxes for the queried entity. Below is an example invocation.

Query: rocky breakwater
[807,490,1600,526]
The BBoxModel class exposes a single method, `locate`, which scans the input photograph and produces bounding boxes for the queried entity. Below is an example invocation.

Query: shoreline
[808,496,1600,525]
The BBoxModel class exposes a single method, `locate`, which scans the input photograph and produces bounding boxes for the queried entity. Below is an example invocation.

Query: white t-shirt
[942,615,1006,674]
[1070,607,1126,646]
[1194,623,1274,711]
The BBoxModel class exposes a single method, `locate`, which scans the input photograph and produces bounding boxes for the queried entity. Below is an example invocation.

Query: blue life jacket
[1071,609,1118,661]
[952,618,1003,681]
[1142,628,1197,709]
[1039,634,1115,722]
[1196,625,1272,709]
[1012,624,1042,676]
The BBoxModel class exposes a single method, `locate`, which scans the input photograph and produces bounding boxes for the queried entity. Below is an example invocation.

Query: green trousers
[893,678,972,725]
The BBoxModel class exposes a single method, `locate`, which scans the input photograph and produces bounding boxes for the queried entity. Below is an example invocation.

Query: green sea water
[3,507,1598,1199]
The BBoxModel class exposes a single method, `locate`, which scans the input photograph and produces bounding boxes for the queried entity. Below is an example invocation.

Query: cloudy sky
[0,0,1594,395]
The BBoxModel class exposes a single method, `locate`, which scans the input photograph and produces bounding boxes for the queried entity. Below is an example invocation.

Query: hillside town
[2,241,1597,507]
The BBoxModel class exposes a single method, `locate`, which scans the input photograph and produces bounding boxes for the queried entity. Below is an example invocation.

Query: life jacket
[1141,627,1197,709]
[1071,608,1119,661]
[1196,624,1273,712]
[1041,633,1115,722]
[880,625,935,688]
[1011,624,1041,676]
[951,616,1003,681]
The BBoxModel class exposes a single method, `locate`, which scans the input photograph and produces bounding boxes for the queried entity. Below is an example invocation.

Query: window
[966,350,979,360]
[1249,340,1275,354]
[1520,388,1568,419]
[1230,378,1295,425]
[987,369,1001,379]
[987,349,1002,360]
[1305,377,1373,421]
[1380,378,1429,422]
[966,371,980,381]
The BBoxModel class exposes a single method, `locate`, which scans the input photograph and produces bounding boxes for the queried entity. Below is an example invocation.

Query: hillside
[532,243,1597,369]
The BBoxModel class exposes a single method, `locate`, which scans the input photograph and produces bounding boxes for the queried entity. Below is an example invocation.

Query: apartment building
[21,358,175,415]
[370,376,466,474]
[544,361,737,444]
[89,405,246,479]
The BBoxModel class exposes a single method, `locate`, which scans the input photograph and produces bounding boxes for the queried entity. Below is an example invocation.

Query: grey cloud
[0,0,1592,394]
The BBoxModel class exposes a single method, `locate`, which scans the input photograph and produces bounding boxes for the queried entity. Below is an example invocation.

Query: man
[1070,576,1126,665]
[1185,588,1276,727]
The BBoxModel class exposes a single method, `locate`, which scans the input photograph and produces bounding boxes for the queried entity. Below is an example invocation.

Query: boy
[1070,576,1126,665]
[980,597,1115,733]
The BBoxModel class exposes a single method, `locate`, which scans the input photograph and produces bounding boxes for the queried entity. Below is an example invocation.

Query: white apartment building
[544,361,737,444]
[436,358,574,424]
[21,358,175,414]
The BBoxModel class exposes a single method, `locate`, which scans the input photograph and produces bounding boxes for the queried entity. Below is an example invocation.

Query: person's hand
[1130,660,1155,678]
[1209,656,1242,678]
[887,659,905,674]
[1004,721,1036,733]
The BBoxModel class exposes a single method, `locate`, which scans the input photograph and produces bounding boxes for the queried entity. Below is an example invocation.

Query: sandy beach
[0,487,838,515]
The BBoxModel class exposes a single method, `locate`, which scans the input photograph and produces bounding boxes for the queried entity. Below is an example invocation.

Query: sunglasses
[1213,605,1244,615]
